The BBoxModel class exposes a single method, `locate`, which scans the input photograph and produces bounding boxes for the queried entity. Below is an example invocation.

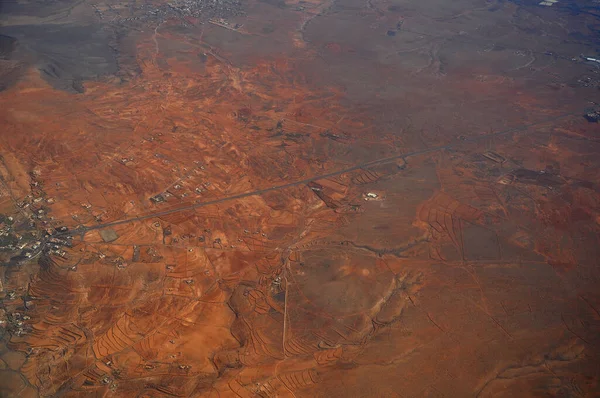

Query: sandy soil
[0,0,599,396]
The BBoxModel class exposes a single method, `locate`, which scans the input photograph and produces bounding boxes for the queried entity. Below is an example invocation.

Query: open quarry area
[1,0,600,396]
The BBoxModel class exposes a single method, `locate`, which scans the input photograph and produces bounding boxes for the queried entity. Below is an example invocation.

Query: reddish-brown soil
[1,0,600,396]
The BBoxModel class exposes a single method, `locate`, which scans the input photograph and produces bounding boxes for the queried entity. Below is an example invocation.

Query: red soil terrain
[0,0,600,396]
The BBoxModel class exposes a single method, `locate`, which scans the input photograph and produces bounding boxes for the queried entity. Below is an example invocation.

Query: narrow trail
[153,21,163,59]
[66,111,577,235]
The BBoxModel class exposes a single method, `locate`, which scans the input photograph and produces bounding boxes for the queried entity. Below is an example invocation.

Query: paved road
[71,112,576,235]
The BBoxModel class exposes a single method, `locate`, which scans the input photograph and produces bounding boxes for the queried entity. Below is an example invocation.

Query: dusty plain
[1,0,600,396]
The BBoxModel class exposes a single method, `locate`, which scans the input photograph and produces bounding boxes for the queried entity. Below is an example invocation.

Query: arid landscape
[1,0,600,396]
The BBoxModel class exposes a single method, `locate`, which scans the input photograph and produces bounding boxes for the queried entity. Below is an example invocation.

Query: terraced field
[1,0,600,396]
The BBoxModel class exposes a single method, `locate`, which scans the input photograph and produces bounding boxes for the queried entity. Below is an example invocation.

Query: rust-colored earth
[1,0,600,396]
